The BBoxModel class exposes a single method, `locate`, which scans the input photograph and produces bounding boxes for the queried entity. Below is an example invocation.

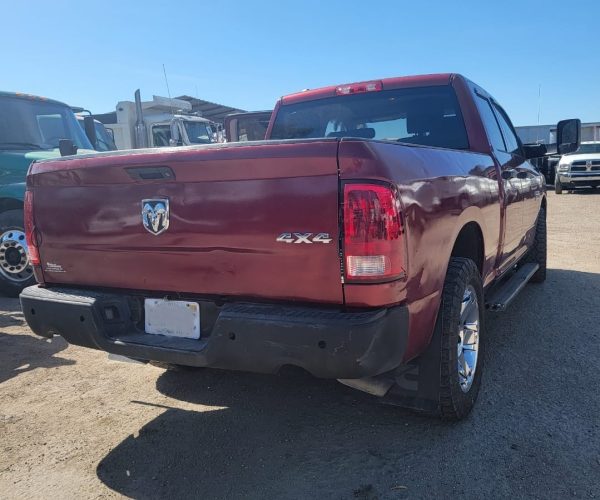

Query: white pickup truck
[555,142,600,193]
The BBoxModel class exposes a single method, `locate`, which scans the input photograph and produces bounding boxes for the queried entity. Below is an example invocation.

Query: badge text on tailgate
[276,233,332,244]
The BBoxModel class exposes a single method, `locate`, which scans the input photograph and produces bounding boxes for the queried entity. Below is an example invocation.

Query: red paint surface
[30,141,344,304]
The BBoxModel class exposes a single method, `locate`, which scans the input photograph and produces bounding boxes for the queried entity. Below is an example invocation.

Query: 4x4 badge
[276,232,332,244]
[142,199,170,235]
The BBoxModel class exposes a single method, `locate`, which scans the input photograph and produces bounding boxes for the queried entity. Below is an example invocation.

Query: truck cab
[150,114,219,147]
[0,91,95,296]
[105,93,222,149]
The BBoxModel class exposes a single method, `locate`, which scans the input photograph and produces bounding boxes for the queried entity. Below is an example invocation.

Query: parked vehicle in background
[515,125,563,185]
[529,155,560,185]
[224,110,272,142]
[555,142,600,193]
[103,90,222,150]
[0,91,95,296]
[21,74,579,419]
[74,111,117,151]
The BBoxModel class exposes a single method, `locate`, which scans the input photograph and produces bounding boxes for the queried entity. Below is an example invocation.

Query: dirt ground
[1,191,599,500]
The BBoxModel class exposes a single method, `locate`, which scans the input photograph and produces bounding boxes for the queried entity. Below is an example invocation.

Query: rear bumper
[20,285,409,379]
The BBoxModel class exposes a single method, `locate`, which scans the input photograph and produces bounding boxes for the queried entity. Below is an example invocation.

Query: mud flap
[381,316,443,414]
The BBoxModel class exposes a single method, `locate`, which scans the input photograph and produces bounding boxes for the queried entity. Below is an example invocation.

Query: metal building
[177,96,245,125]
[516,122,600,144]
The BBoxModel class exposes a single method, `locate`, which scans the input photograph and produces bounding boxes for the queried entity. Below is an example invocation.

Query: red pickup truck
[20,74,580,419]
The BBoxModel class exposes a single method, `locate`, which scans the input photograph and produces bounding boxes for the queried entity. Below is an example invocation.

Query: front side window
[474,95,506,152]
[94,122,117,151]
[271,86,469,150]
[492,103,521,155]
[184,121,213,144]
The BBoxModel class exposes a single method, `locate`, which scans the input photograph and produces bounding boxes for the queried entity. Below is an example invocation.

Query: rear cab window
[270,86,469,150]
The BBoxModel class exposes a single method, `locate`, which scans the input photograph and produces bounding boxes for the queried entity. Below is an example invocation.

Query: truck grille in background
[571,160,600,172]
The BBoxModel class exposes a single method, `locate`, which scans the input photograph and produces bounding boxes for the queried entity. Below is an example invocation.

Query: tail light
[24,190,40,266]
[342,183,405,281]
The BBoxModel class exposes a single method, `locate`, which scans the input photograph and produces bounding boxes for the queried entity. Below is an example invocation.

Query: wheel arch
[0,197,24,214]
[449,221,485,276]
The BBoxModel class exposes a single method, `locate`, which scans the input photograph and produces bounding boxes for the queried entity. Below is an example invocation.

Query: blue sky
[2,0,598,126]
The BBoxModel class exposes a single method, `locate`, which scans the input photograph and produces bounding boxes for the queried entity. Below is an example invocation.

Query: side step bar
[485,263,539,312]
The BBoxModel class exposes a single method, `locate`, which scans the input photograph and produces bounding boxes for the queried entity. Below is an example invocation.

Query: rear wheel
[438,257,485,420]
[524,207,547,283]
[0,210,36,297]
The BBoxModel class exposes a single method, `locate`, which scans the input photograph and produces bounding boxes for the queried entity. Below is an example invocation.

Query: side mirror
[556,118,581,155]
[522,143,548,159]
[83,116,97,149]
[58,139,77,157]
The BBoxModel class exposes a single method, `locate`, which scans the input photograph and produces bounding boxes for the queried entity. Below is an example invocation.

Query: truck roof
[281,73,455,105]
[0,90,70,108]
[172,114,212,123]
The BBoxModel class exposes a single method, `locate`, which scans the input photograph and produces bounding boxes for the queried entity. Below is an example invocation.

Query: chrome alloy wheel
[0,230,33,282]
[457,285,480,393]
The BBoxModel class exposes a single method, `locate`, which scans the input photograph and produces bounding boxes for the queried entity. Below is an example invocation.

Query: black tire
[524,207,547,283]
[554,177,563,194]
[547,165,556,186]
[438,257,485,421]
[0,209,36,297]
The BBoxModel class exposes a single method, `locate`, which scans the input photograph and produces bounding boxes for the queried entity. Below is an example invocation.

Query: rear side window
[475,95,506,152]
[271,86,469,150]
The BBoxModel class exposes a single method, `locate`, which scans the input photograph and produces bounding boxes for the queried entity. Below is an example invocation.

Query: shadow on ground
[0,298,75,384]
[0,298,27,329]
[97,269,599,499]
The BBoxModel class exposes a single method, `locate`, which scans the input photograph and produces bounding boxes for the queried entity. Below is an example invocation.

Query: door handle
[125,166,175,181]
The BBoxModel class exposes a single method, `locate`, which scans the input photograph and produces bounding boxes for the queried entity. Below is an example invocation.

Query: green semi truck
[0,91,96,296]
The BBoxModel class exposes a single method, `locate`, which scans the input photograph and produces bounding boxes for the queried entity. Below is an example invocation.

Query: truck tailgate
[29,141,343,304]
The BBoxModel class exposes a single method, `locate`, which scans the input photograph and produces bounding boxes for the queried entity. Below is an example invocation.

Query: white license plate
[144,299,200,339]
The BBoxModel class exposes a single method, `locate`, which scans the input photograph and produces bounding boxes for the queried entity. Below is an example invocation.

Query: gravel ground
[1,191,599,499]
